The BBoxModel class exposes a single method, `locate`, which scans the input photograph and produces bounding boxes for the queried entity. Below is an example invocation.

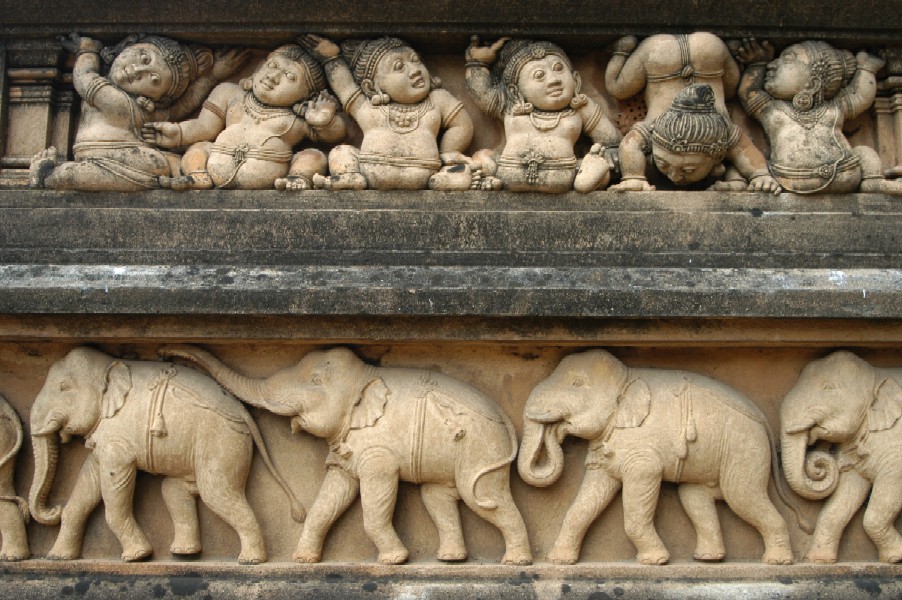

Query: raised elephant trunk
[780,428,838,501]
[29,433,62,525]
[517,418,565,487]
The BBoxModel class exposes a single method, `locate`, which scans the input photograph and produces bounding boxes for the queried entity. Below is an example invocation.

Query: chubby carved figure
[0,394,29,561]
[300,34,477,191]
[737,39,902,195]
[605,33,779,193]
[28,348,303,563]
[162,345,532,565]
[780,351,902,563]
[30,33,245,191]
[465,37,621,193]
[143,45,348,191]
[519,350,805,565]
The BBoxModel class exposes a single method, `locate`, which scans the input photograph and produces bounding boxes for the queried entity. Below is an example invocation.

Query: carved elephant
[519,349,805,565]
[780,351,902,563]
[0,393,29,560]
[29,347,303,563]
[162,345,532,565]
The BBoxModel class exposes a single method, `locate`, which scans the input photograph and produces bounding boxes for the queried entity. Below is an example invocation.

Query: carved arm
[604,36,647,100]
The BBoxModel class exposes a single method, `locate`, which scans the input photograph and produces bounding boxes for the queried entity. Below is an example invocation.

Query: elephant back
[685,372,765,424]
[427,372,506,424]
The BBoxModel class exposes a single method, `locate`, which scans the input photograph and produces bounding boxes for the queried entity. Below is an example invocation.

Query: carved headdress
[648,83,740,160]
[269,44,326,96]
[338,36,438,104]
[791,41,856,111]
[102,34,205,103]
[491,39,584,115]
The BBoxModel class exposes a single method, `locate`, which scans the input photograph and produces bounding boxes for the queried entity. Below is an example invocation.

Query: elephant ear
[869,377,902,432]
[615,378,651,428]
[350,377,389,430]
[102,361,132,419]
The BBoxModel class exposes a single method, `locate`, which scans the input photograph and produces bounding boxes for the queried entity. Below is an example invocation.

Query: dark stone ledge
[0,561,900,600]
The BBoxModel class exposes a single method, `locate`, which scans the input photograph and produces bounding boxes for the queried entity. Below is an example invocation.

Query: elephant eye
[572,379,585,387]
[311,374,324,385]
[59,381,71,392]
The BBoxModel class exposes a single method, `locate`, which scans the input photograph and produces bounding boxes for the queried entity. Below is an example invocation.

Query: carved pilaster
[877,46,902,178]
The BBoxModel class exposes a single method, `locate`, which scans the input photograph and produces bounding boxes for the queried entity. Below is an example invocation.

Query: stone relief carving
[518,350,805,565]
[29,34,245,191]
[780,351,902,563]
[299,35,478,191]
[464,36,621,192]
[605,33,780,193]
[737,38,902,195]
[0,394,29,561]
[142,45,348,191]
[162,345,533,565]
[28,347,303,563]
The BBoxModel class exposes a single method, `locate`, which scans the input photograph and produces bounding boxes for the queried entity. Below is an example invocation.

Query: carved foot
[0,550,29,562]
[428,165,473,191]
[29,147,60,188]
[762,547,794,565]
[47,538,81,561]
[170,544,202,556]
[312,173,367,191]
[159,174,211,191]
[237,550,266,565]
[473,175,503,191]
[501,550,533,565]
[573,145,611,193]
[878,542,902,563]
[436,543,467,562]
[292,540,322,563]
[636,549,670,565]
[804,548,838,564]
[546,545,579,565]
[121,546,153,562]
[861,178,902,196]
[377,548,409,565]
[274,175,313,191]
[693,551,725,562]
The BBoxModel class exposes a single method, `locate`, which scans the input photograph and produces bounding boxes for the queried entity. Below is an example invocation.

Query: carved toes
[121,547,153,562]
[292,550,322,563]
[377,549,409,565]
[170,544,202,556]
[501,552,533,566]
[237,552,266,565]
[0,551,29,562]
[637,550,670,565]
[693,551,725,562]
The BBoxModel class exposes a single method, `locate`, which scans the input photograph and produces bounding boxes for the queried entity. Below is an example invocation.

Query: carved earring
[364,80,390,106]
[570,71,588,109]
[430,75,442,89]
[793,80,818,111]
[509,84,533,115]
[240,78,253,91]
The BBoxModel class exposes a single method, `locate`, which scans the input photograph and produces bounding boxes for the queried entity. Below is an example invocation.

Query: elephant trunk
[780,428,838,501]
[517,418,565,487]
[29,433,62,525]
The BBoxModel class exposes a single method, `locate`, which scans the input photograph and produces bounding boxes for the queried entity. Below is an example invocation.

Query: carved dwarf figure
[143,45,347,191]
[605,33,779,193]
[30,34,245,191]
[301,34,477,191]
[465,37,621,193]
[737,38,902,195]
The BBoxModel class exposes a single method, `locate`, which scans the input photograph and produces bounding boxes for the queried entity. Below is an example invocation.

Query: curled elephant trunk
[517,418,565,487]
[29,433,62,525]
[780,428,838,501]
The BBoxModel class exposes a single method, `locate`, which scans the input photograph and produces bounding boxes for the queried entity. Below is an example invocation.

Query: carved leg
[547,468,622,564]
[0,500,29,561]
[276,148,328,191]
[313,145,367,190]
[862,472,902,563]
[678,483,725,561]
[458,470,532,565]
[162,142,213,191]
[95,446,152,562]
[197,472,265,565]
[357,449,408,564]
[806,470,870,563]
[721,475,793,564]
[294,467,359,563]
[161,477,201,556]
[421,483,466,561]
[48,454,102,560]
[620,456,668,565]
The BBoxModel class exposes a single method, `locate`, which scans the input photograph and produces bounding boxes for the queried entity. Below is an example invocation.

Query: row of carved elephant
[26,31,902,196]
[0,346,899,565]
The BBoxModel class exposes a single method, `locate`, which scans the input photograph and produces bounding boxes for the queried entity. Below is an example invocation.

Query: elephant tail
[244,414,306,523]
[765,419,814,534]
[468,407,519,511]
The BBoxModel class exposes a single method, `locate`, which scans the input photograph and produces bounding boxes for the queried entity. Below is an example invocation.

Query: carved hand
[610,178,655,192]
[466,36,510,65]
[734,38,774,65]
[747,174,782,194]
[611,35,639,56]
[212,47,253,81]
[856,51,885,74]
[305,91,339,127]
[59,32,103,55]
[299,34,340,62]
[141,122,181,148]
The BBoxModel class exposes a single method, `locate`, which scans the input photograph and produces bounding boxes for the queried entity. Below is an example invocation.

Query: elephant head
[780,351,902,500]
[29,347,130,525]
[519,350,650,487]
[161,346,391,441]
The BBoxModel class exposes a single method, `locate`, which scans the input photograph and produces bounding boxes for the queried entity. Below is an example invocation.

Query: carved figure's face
[652,146,718,185]
[252,54,312,106]
[517,54,576,111]
[764,45,810,100]
[109,43,176,101]
[373,47,430,104]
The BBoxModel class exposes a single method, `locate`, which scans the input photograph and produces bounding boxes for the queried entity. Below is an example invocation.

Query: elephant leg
[197,471,265,564]
[620,455,668,564]
[863,471,902,563]
[96,445,152,562]
[421,483,466,561]
[0,500,28,561]
[678,483,724,561]
[458,469,532,565]
[720,472,793,565]
[357,448,408,564]
[162,477,201,556]
[49,454,102,560]
[294,467,359,563]
[547,467,622,565]
[806,469,870,563]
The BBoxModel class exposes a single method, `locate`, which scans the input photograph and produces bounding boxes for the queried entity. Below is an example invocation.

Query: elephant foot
[0,551,29,562]
[238,552,267,565]
[121,546,153,562]
[437,549,468,562]
[170,544,202,556]
[804,546,838,564]
[763,547,794,565]
[501,551,533,566]
[878,544,902,563]
[292,549,322,563]
[636,549,670,565]
[546,546,579,565]
[693,551,725,562]
[378,549,409,565]
[47,540,80,561]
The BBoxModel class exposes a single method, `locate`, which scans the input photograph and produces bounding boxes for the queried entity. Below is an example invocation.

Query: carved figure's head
[649,83,739,184]
[495,40,584,114]
[249,45,325,107]
[765,41,856,111]
[105,35,202,103]
[342,37,434,105]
